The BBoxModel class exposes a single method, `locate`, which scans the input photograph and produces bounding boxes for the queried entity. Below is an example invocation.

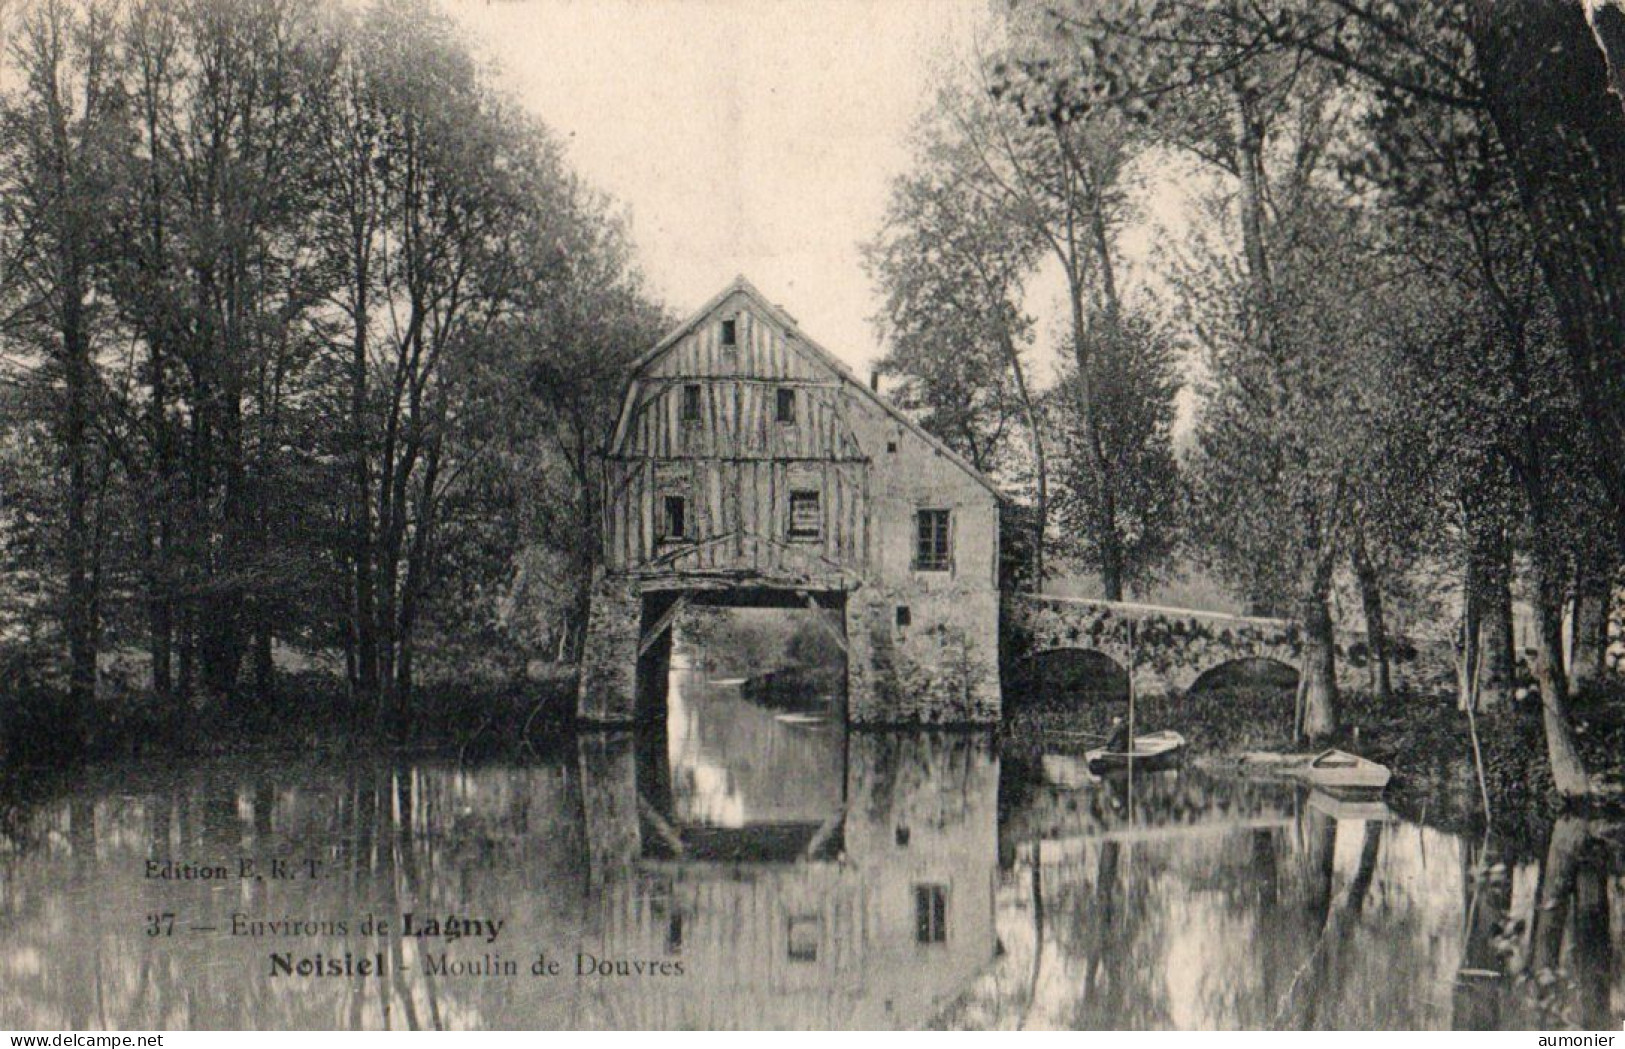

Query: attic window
[776,387,797,424]
[721,318,737,347]
[659,495,687,541]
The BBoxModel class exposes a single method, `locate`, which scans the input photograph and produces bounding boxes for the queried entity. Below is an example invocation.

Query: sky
[441,0,996,375]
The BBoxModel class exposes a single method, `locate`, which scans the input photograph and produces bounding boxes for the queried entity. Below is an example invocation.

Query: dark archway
[1185,657,1299,743]
[1008,647,1130,710]
[1187,656,1300,694]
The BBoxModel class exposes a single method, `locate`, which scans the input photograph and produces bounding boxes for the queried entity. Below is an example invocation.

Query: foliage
[0,0,662,747]
[1048,309,1183,593]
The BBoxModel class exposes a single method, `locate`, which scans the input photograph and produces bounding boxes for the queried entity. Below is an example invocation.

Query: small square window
[895,605,911,628]
[914,884,948,944]
[681,384,701,423]
[776,387,797,424]
[721,318,737,347]
[660,495,687,541]
[915,509,951,571]
[886,440,898,453]
[787,915,820,962]
[788,490,821,541]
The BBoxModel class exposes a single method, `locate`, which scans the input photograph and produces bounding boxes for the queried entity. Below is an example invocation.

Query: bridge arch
[1186,656,1300,696]
[1010,647,1129,709]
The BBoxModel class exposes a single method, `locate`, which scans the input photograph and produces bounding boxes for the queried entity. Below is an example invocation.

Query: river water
[0,672,1618,1030]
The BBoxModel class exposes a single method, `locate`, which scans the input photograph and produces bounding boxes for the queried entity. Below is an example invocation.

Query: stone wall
[847,586,1000,724]
[578,572,642,722]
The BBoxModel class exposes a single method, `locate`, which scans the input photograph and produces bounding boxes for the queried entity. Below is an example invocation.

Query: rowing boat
[1294,749,1391,792]
[1085,730,1187,774]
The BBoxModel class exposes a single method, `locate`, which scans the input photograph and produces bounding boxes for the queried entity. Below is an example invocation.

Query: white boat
[1295,749,1391,792]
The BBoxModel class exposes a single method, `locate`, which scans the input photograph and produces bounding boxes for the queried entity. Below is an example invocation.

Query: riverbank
[0,668,579,770]
[1002,679,1625,828]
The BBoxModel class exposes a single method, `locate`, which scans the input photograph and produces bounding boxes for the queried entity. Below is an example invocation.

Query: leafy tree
[0,0,129,730]
[1047,310,1182,595]
[0,0,664,748]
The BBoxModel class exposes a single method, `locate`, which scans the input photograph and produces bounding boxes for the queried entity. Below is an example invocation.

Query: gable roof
[616,276,1004,500]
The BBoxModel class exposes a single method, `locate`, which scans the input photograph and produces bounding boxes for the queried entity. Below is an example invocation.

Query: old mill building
[579,277,1003,724]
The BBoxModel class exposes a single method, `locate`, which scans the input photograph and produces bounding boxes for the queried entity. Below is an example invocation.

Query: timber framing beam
[804,807,845,860]
[637,794,686,857]
[797,590,849,655]
[639,593,690,658]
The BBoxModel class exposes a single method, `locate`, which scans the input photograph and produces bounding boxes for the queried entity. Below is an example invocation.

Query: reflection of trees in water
[0,754,1617,1031]
[1478,817,1619,1029]
[992,757,1615,1031]
[0,756,598,1029]
[1056,840,1176,1030]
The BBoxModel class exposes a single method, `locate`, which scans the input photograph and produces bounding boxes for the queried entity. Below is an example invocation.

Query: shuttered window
[788,490,821,541]
[915,509,951,571]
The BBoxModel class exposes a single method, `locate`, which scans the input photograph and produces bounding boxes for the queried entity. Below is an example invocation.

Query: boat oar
[1042,728,1109,742]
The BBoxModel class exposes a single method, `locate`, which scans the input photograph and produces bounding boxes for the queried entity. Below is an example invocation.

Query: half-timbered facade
[579,277,1002,723]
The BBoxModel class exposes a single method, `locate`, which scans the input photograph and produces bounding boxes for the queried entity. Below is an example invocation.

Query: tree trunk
[1532,546,1591,799]
[1572,835,1613,1030]
[1000,328,1048,589]
[1350,527,1391,702]
[62,289,97,731]
[1064,280,1124,601]
[1300,568,1340,739]
[1583,1,1625,116]
[1230,70,1275,313]
[1529,816,1585,976]
[350,263,379,720]
[1474,4,1625,556]
[1466,519,1517,710]
[1569,559,1610,693]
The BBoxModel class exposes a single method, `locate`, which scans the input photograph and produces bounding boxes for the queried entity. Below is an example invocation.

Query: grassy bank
[0,665,579,770]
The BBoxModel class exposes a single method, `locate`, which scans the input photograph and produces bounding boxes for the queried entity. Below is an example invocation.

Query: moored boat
[1085,730,1187,774]
[1294,749,1391,792]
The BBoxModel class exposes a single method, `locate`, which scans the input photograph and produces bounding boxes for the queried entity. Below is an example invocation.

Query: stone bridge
[1005,594,1456,697]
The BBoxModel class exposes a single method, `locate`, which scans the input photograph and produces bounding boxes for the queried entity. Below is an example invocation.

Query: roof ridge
[615,278,1003,500]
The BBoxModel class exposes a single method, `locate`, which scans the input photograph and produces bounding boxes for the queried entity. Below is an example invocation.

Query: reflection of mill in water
[575,699,1000,1029]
